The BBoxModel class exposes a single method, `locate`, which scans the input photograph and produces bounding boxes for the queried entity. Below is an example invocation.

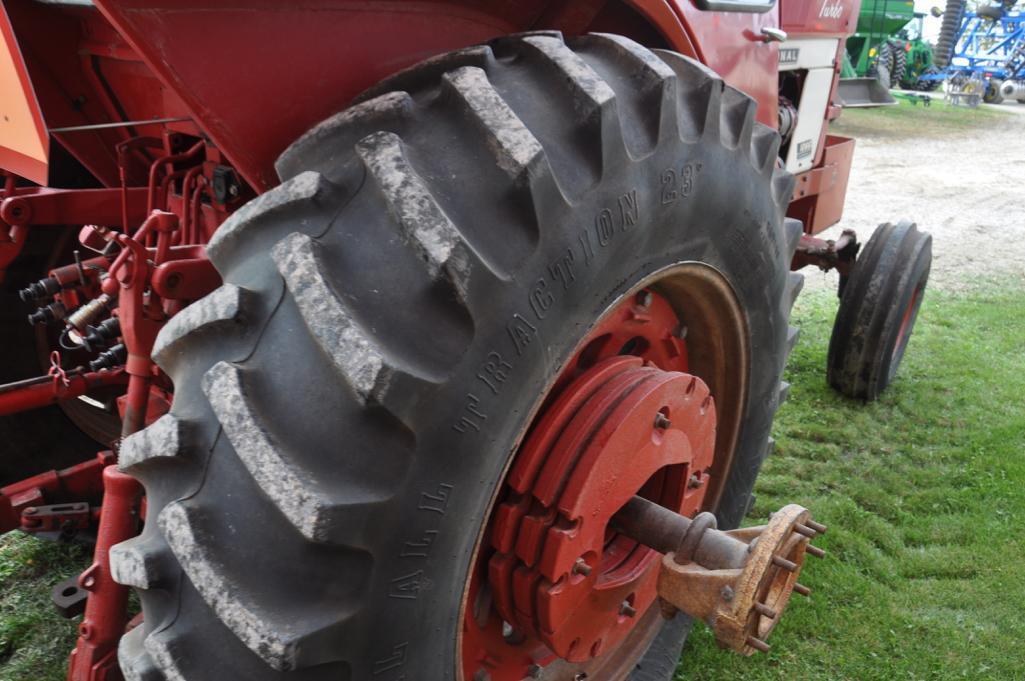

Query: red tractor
[0,1,930,680]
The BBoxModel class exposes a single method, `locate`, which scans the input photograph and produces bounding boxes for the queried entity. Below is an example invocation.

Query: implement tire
[112,32,803,681]
[935,0,966,68]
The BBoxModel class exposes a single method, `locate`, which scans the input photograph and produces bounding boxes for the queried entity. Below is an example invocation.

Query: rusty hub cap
[462,288,721,679]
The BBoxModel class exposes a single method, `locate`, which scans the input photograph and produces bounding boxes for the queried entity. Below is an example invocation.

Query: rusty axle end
[611,495,825,656]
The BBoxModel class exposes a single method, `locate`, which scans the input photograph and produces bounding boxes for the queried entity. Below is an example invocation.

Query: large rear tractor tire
[872,42,894,90]
[915,65,943,92]
[891,43,908,89]
[827,221,931,401]
[111,32,803,681]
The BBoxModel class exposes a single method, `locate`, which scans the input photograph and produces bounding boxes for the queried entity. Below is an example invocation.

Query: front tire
[827,221,931,400]
[112,32,803,681]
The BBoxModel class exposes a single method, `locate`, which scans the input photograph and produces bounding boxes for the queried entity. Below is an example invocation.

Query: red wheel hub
[462,289,721,678]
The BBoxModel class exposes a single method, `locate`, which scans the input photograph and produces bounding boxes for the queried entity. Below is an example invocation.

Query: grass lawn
[2,281,1024,680]
[0,534,85,680]
[831,97,1013,139]
[681,281,1025,680]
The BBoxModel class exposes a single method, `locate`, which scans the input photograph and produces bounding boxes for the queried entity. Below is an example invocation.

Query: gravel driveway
[800,102,1025,294]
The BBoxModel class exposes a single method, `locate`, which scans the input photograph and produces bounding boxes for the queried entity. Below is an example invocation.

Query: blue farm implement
[933,0,1025,105]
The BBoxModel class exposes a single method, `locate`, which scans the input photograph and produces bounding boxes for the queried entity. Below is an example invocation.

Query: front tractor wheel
[828,221,931,400]
[112,33,804,681]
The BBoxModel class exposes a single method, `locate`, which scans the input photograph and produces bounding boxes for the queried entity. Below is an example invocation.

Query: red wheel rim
[892,285,922,365]
[460,268,749,681]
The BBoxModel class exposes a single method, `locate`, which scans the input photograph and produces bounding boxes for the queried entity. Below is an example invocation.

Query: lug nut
[688,473,703,489]
[620,601,637,618]
[654,413,671,429]
[572,558,592,576]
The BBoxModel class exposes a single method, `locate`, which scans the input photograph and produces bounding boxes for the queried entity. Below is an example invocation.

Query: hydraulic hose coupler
[82,317,121,353]
[89,343,127,372]
[19,276,61,304]
[66,293,114,334]
[28,301,67,326]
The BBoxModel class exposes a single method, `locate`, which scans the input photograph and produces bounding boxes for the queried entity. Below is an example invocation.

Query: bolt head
[721,585,735,601]
[572,558,593,576]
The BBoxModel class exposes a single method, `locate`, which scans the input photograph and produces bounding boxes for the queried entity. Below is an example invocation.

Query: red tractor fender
[1,0,784,193]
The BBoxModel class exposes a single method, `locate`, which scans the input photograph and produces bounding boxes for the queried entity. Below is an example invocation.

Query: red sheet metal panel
[0,1,48,184]
[90,1,551,192]
[87,0,779,192]
[786,133,855,234]
[667,0,782,128]
[781,0,861,38]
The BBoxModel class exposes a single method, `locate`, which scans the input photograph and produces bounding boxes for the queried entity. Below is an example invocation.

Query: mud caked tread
[113,31,804,681]
[118,414,186,472]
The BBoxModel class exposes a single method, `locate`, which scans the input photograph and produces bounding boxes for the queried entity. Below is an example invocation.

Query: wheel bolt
[572,558,592,576]
[687,473,703,489]
[620,601,637,617]
[746,636,771,653]
[654,413,671,429]
[794,523,817,537]
[806,519,828,534]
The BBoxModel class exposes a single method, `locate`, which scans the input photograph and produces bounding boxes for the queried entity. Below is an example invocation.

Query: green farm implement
[839,0,940,106]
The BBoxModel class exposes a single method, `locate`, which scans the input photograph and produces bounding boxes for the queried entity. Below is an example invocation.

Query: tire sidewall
[353,141,791,679]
